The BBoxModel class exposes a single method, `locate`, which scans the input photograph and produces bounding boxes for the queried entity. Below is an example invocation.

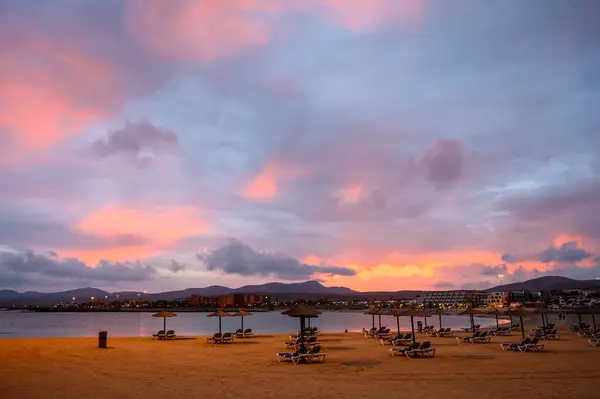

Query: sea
[0,310,498,338]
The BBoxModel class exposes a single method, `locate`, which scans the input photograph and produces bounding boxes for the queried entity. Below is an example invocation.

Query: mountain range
[1,276,599,306]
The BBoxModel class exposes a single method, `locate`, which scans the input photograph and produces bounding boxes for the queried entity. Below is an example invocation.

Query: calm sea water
[0,310,497,338]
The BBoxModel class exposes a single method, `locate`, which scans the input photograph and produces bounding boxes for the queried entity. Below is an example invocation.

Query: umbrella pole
[439,314,442,329]
[424,316,427,327]
[578,313,582,328]
[410,316,416,344]
[540,313,544,327]
[241,316,244,331]
[378,314,381,329]
[495,312,499,328]
[164,316,166,332]
[593,314,596,330]
[219,316,222,335]
[372,314,375,329]
[520,316,525,339]
[396,316,400,334]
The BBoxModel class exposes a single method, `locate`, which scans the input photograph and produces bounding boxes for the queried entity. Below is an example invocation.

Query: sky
[1,0,600,293]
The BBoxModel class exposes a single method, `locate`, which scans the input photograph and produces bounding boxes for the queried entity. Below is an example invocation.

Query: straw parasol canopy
[282,304,320,341]
[152,310,177,333]
[207,309,233,335]
[232,309,253,331]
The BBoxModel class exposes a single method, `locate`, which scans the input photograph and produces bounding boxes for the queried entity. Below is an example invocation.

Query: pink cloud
[241,159,312,201]
[124,0,270,63]
[61,205,206,264]
[0,34,123,161]
[315,0,425,31]
[124,0,426,62]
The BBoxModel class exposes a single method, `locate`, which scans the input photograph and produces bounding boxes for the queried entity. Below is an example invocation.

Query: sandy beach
[1,325,599,399]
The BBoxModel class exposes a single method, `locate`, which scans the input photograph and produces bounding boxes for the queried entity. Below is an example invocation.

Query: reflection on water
[0,310,494,338]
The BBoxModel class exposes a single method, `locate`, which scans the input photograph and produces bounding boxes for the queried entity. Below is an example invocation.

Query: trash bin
[417,321,423,333]
[98,330,107,348]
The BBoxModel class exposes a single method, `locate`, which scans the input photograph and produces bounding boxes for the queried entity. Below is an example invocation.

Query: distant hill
[233,281,357,295]
[485,276,600,292]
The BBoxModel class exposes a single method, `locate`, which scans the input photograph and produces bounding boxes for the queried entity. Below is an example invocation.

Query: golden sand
[1,329,599,399]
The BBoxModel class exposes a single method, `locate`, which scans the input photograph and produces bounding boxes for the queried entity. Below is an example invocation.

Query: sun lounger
[307,345,326,363]
[457,331,482,343]
[519,337,544,352]
[206,333,223,345]
[588,339,600,347]
[471,332,491,343]
[436,328,454,337]
[392,334,414,346]
[496,327,511,336]
[221,332,234,344]
[235,329,244,338]
[244,328,253,337]
[501,338,531,351]
[276,346,312,365]
[152,330,166,340]
[285,339,301,349]
[390,342,420,356]
[425,328,441,337]
[392,341,435,358]
[166,330,176,340]
[406,341,436,358]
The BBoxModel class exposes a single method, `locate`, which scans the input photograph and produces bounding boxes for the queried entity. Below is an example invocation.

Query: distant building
[189,294,266,308]
[423,291,478,308]
[480,292,509,308]
[508,290,530,305]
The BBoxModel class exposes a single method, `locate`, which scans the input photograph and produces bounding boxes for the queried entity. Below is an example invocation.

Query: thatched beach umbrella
[152,310,177,332]
[282,304,320,342]
[207,309,233,335]
[232,309,253,331]
[432,308,451,329]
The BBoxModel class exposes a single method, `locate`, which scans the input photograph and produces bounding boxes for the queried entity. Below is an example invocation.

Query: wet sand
[1,328,599,399]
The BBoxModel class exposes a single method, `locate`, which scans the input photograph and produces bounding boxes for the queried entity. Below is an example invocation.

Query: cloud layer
[1,0,599,291]
[198,238,356,280]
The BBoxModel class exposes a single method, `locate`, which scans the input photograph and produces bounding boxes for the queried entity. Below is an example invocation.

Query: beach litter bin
[98,330,107,348]
[417,321,423,333]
